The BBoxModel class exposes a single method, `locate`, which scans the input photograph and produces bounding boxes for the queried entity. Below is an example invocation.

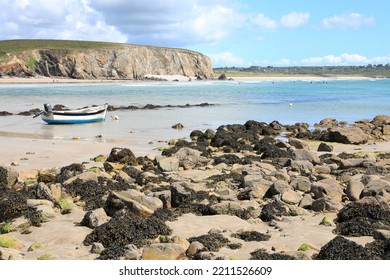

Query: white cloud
[191,5,244,44]
[0,0,127,42]
[280,12,310,28]
[300,53,390,66]
[252,13,277,30]
[321,13,375,30]
[209,52,245,67]
[90,0,244,46]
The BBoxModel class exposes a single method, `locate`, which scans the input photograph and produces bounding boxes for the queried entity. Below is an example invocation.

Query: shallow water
[1,78,390,149]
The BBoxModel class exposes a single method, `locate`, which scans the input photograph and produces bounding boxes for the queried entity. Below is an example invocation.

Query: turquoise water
[0,78,389,148]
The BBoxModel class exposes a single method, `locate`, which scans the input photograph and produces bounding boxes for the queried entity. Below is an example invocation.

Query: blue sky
[0,0,389,67]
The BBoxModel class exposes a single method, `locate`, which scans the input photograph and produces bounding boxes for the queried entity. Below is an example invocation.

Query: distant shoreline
[0,74,381,84]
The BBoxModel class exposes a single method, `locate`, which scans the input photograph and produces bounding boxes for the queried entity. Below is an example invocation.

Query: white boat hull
[41,104,108,124]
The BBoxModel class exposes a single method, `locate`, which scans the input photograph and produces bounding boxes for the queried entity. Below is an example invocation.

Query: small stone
[172,123,184,129]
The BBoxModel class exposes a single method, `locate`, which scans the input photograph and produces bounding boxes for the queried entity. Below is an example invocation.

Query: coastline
[0,74,378,85]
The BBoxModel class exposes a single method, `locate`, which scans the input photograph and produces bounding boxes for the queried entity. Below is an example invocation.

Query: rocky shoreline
[1,115,390,260]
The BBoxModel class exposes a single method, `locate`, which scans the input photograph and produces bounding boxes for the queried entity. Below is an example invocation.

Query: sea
[0,78,390,153]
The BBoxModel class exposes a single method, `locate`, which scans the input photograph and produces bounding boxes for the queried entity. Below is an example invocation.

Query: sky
[0,0,389,67]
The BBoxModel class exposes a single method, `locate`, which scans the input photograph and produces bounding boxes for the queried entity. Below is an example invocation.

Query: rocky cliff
[0,44,214,80]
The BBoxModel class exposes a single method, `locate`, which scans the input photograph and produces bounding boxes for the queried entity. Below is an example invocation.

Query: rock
[317,142,334,152]
[103,162,123,172]
[288,138,309,150]
[346,180,364,201]
[373,229,390,241]
[174,147,202,170]
[36,182,53,201]
[172,123,184,129]
[361,179,390,197]
[340,159,364,169]
[281,189,302,205]
[209,201,259,219]
[80,208,110,229]
[108,190,163,217]
[106,147,138,166]
[218,73,228,80]
[286,159,314,174]
[290,176,311,193]
[267,180,291,196]
[0,247,24,260]
[0,166,18,189]
[242,175,272,199]
[314,165,332,174]
[120,244,140,260]
[0,234,23,250]
[299,194,314,209]
[311,197,343,212]
[289,148,321,165]
[91,242,105,254]
[7,216,31,232]
[318,118,339,128]
[136,171,159,185]
[186,241,204,257]
[382,124,390,135]
[142,243,187,260]
[325,127,369,144]
[311,179,344,202]
[63,171,98,185]
[156,156,180,172]
[170,183,193,207]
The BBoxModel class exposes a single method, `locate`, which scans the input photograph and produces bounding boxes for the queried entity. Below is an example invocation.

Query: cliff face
[0,45,214,79]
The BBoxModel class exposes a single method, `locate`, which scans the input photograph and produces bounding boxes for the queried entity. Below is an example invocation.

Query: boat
[33,103,108,124]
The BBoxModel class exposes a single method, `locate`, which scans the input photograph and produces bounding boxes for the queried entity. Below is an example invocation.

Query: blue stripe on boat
[43,118,105,124]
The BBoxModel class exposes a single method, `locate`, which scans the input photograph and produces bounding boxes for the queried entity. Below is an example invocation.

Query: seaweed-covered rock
[0,190,28,222]
[55,163,84,183]
[83,210,172,249]
[249,248,296,260]
[97,244,140,260]
[231,231,271,242]
[254,137,289,159]
[259,200,291,222]
[315,236,374,260]
[188,233,230,252]
[334,201,390,237]
[106,147,138,166]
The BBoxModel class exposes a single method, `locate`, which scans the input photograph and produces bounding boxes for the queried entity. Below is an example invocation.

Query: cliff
[0,40,214,80]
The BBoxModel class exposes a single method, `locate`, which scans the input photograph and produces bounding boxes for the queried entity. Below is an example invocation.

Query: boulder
[174,147,201,170]
[318,118,338,128]
[288,138,309,150]
[317,142,334,152]
[106,147,138,166]
[290,177,311,193]
[242,175,272,199]
[107,190,163,217]
[311,179,344,202]
[346,180,364,201]
[288,148,321,165]
[156,156,180,172]
[281,189,302,205]
[311,197,343,212]
[0,166,18,189]
[80,208,110,229]
[325,127,369,144]
[141,243,187,260]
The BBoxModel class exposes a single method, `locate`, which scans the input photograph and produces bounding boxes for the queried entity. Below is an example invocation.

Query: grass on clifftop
[0,39,124,62]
